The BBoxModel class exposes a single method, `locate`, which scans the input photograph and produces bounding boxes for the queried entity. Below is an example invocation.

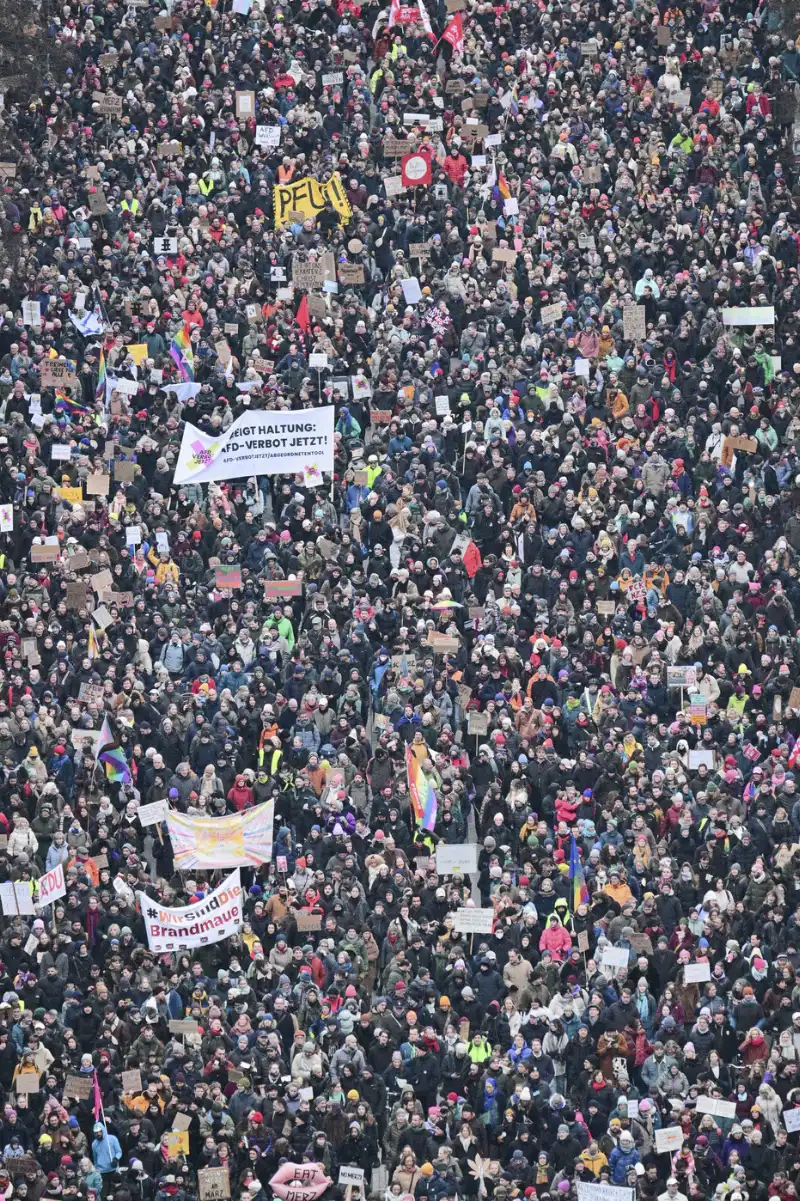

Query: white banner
[435,843,478,875]
[173,408,335,485]
[721,306,775,326]
[683,962,711,983]
[783,1107,800,1132]
[696,1096,736,1119]
[654,1127,684,1154]
[37,864,66,906]
[137,869,243,953]
[453,907,494,933]
[138,800,170,827]
[578,1186,634,1201]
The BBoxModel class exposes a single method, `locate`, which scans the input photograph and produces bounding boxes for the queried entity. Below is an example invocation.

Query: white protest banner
[255,126,281,148]
[401,277,422,305]
[138,800,170,827]
[722,306,775,326]
[0,882,35,915]
[784,1107,800,1132]
[351,375,372,400]
[0,505,12,532]
[601,946,630,970]
[683,962,711,983]
[173,408,335,485]
[37,863,66,906]
[338,1169,364,1188]
[436,843,478,875]
[577,1186,634,1201]
[696,1097,737,1119]
[453,907,494,934]
[688,748,715,770]
[0,883,17,916]
[666,666,696,688]
[137,868,243,953]
[655,1127,684,1154]
[109,377,139,396]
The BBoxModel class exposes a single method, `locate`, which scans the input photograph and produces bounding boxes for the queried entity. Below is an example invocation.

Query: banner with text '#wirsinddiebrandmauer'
[138,869,243,953]
[172,407,334,485]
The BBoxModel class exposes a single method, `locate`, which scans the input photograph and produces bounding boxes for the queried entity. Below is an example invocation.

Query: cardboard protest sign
[467,712,489,735]
[168,1019,200,1035]
[198,1169,231,1200]
[338,263,365,285]
[623,305,646,340]
[296,912,322,931]
[64,1075,93,1099]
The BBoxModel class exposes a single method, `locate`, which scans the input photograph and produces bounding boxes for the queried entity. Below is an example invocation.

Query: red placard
[401,151,432,189]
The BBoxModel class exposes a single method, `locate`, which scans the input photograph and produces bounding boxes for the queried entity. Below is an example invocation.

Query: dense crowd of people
[3,2,800,1201]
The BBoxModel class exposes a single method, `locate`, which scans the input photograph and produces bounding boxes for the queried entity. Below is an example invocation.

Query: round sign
[404,154,429,182]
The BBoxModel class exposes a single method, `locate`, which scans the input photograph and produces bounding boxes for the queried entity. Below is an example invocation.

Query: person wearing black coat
[550,1126,582,1173]
[337,1122,378,1173]
[471,959,505,1008]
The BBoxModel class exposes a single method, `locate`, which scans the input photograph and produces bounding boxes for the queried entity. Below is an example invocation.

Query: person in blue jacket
[91,1123,122,1175]
[609,1130,641,1183]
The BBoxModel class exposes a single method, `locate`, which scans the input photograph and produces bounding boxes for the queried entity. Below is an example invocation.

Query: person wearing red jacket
[227,774,254,811]
[443,146,468,187]
[539,913,573,961]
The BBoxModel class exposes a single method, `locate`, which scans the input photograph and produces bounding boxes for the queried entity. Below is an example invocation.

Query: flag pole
[94,1070,114,1166]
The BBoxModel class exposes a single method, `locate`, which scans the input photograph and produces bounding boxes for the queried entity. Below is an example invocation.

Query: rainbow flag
[97,715,132,784]
[170,325,195,382]
[55,391,90,417]
[405,743,437,833]
[568,834,589,910]
[508,84,519,117]
[96,349,106,405]
[87,624,99,661]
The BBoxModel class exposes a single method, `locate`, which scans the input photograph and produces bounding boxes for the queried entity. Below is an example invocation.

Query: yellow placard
[273,173,352,228]
[126,343,148,366]
[165,1131,189,1158]
[57,487,83,505]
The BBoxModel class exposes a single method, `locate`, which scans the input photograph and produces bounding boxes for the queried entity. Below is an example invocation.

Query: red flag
[295,295,311,335]
[462,540,482,579]
[93,1071,103,1122]
[401,151,432,189]
[440,11,464,54]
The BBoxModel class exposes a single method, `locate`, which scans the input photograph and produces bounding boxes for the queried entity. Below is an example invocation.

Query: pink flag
[93,1071,103,1123]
